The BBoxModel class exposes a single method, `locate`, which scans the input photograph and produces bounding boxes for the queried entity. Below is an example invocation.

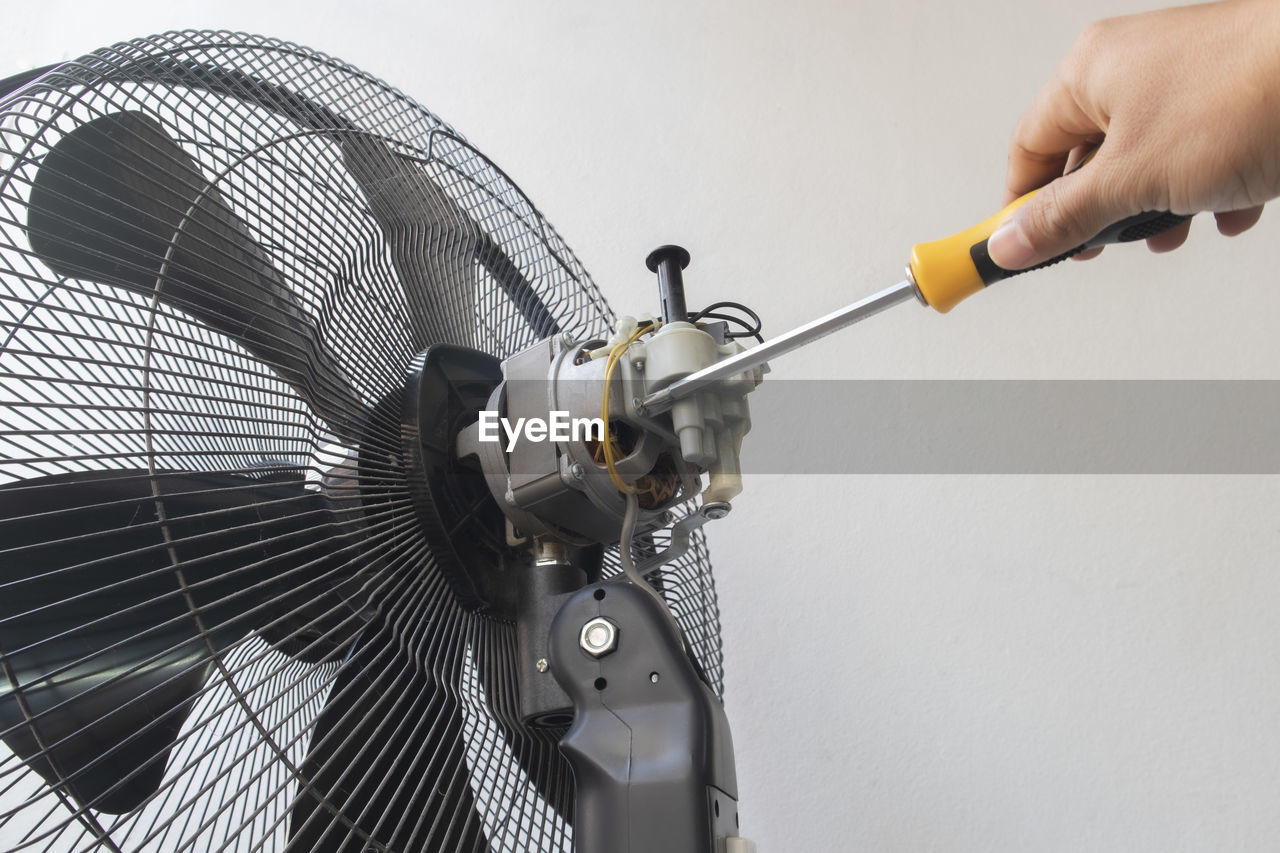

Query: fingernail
[986,215,1037,270]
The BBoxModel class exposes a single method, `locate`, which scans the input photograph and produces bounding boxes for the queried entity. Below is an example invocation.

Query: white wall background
[8,0,1280,849]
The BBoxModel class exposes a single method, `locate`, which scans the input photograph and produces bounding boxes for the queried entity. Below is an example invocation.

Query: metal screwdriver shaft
[641,277,920,414]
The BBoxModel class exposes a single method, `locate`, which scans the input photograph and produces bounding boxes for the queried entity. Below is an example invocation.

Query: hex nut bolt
[579,617,619,658]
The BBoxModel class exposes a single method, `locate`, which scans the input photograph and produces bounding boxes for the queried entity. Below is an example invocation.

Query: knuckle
[1076,17,1117,54]
[1065,18,1119,85]
[1009,134,1052,164]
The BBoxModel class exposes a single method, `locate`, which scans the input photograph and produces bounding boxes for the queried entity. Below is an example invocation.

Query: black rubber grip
[1114,211,1190,242]
[971,209,1191,287]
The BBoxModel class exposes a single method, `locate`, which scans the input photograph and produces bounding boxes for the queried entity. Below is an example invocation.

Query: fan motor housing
[458,333,699,547]
[402,343,617,620]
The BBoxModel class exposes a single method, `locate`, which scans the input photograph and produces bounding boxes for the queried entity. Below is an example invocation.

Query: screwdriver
[640,181,1189,415]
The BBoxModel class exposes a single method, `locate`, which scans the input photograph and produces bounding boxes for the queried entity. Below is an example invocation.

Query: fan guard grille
[0,31,725,853]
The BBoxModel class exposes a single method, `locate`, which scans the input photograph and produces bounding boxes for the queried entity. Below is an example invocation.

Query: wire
[617,489,694,658]
[600,323,650,493]
[687,301,763,342]
[618,490,643,585]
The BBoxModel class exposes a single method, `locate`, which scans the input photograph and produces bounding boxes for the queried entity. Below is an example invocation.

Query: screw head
[579,617,619,658]
[536,658,549,673]
[570,463,585,481]
[633,359,645,373]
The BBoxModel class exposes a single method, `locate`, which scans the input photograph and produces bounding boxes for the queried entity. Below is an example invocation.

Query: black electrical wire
[687,301,763,342]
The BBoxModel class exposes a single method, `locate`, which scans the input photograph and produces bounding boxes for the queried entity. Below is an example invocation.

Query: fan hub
[401,345,522,616]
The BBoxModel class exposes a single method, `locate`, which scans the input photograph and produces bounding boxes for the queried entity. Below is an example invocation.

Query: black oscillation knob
[645,244,691,326]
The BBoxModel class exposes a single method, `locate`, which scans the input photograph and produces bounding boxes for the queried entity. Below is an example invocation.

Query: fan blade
[0,625,212,815]
[26,111,361,437]
[0,63,57,99]
[341,135,560,346]
[0,469,360,813]
[55,58,562,344]
[287,623,490,852]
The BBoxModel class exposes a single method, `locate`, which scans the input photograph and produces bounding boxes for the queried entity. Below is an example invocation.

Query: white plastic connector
[642,321,721,466]
[704,421,744,505]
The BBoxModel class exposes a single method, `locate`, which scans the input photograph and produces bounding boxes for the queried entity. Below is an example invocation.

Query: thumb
[986,167,1129,270]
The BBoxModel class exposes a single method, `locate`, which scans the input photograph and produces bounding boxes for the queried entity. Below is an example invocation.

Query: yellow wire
[600,324,649,493]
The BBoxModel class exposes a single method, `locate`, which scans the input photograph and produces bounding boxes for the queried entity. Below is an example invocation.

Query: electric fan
[0,31,762,853]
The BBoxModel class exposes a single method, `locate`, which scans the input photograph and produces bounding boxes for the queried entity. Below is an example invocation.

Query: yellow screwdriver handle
[908,189,1190,313]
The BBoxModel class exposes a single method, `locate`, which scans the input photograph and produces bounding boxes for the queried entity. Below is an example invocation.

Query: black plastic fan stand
[549,580,740,853]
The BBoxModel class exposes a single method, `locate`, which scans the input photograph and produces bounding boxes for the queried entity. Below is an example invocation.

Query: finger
[1070,247,1105,261]
[1215,205,1264,236]
[988,153,1131,270]
[1145,219,1191,253]
[1004,71,1106,204]
[1062,143,1098,174]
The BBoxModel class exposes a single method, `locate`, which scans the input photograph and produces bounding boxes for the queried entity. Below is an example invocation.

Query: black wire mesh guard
[0,31,725,853]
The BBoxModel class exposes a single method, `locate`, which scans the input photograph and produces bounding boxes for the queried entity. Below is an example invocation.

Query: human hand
[986,0,1280,270]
